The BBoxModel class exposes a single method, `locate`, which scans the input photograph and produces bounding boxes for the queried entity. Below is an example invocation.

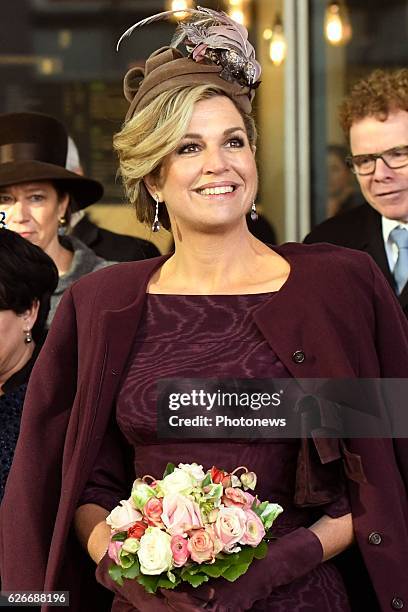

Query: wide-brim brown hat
[0,112,103,208]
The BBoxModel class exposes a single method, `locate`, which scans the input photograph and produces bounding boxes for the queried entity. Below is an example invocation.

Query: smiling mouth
[196,185,237,196]
[376,190,403,197]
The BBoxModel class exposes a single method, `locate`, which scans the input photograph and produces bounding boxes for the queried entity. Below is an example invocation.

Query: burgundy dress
[82,293,351,611]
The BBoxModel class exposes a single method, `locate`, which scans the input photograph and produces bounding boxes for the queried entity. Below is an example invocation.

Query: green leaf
[122,559,140,580]
[111,532,127,542]
[157,575,180,590]
[183,573,210,588]
[221,552,242,565]
[201,473,212,487]
[222,562,251,582]
[162,462,176,478]
[232,547,255,564]
[253,541,268,559]
[137,573,161,594]
[257,501,269,514]
[108,564,124,586]
[199,564,226,578]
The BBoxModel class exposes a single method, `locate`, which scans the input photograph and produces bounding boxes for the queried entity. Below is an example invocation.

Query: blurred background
[1,0,406,250]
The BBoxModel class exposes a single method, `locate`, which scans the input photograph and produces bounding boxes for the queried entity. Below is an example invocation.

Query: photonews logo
[0,211,6,228]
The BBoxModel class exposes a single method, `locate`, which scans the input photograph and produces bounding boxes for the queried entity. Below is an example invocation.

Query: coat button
[391,598,404,610]
[292,350,305,364]
[368,532,382,545]
[111,369,118,376]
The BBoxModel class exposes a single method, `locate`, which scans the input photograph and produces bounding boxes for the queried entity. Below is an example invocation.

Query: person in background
[305,69,408,318]
[0,229,58,501]
[326,144,365,217]
[67,136,161,261]
[0,112,114,324]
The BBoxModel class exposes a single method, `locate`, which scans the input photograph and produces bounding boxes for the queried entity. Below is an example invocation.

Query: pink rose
[240,509,265,546]
[143,497,164,527]
[187,526,222,563]
[215,506,247,552]
[171,534,190,567]
[243,492,258,509]
[221,487,248,508]
[108,540,123,565]
[162,493,203,536]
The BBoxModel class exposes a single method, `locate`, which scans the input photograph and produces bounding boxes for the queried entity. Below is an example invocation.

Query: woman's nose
[202,147,229,174]
[9,199,30,222]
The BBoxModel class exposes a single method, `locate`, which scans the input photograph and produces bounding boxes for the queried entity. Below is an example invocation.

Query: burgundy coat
[1,242,408,612]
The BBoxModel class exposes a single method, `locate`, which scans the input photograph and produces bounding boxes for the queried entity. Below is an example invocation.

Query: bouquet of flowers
[106,463,283,593]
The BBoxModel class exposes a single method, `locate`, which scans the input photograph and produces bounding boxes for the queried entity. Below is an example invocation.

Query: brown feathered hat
[118,7,262,120]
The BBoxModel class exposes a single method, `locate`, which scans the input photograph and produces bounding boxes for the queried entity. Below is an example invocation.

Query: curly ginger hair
[339,68,408,136]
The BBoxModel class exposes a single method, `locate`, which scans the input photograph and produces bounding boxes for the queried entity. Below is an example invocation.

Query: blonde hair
[113,84,257,229]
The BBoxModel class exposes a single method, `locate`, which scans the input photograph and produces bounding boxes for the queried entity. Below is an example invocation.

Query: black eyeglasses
[345,145,408,176]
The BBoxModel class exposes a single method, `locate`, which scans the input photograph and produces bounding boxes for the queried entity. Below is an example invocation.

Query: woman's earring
[250,201,258,221]
[58,217,67,236]
[152,194,161,233]
[24,329,33,344]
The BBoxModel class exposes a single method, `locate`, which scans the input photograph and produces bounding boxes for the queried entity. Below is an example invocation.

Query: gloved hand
[161,527,323,612]
[97,528,323,612]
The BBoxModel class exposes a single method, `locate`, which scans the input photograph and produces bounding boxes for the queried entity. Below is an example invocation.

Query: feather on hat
[117,6,261,119]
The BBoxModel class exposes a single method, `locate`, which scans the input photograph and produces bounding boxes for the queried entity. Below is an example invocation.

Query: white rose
[158,468,195,496]
[178,463,206,483]
[137,527,173,575]
[106,499,142,531]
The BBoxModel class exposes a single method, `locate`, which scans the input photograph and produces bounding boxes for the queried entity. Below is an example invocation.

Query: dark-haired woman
[0,228,58,501]
[0,112,113,324]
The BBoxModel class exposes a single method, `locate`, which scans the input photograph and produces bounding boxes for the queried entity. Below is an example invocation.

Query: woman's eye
[0,195,13,205]
[29,194,45,202]
[226,137,245,148]
[178,142,200,154]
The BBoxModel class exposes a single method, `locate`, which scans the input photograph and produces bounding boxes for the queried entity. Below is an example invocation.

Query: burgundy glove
[161,527,323,612]
[95,551,207,611]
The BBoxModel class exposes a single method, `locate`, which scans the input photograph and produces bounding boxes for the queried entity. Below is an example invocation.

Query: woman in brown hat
[1,8,408,612]
[0,112,112,323]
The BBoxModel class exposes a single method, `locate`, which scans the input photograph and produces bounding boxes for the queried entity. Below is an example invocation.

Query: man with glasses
[305,68,408,317]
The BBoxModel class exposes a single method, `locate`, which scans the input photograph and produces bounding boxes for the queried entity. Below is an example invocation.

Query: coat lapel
[253,245,356,379]
[46,256,171,590]
[359,208,395,287]
[84,256,171,453]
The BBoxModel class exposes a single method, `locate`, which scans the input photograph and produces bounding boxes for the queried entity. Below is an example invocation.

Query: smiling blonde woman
[2,8,408,612]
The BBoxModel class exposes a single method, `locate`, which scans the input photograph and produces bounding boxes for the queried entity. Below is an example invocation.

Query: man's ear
[251,144,257,155]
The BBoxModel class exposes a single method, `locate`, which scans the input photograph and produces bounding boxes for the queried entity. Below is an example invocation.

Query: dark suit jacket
[71,214,160,261]
[1,244,408,611]
[304,204,408,317]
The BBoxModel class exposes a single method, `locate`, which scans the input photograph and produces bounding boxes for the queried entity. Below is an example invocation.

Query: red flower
[210,466,231,488]
[127,520,148,540]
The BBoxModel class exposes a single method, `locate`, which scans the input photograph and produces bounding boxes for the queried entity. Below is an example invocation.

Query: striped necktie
[390,226,408,295]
